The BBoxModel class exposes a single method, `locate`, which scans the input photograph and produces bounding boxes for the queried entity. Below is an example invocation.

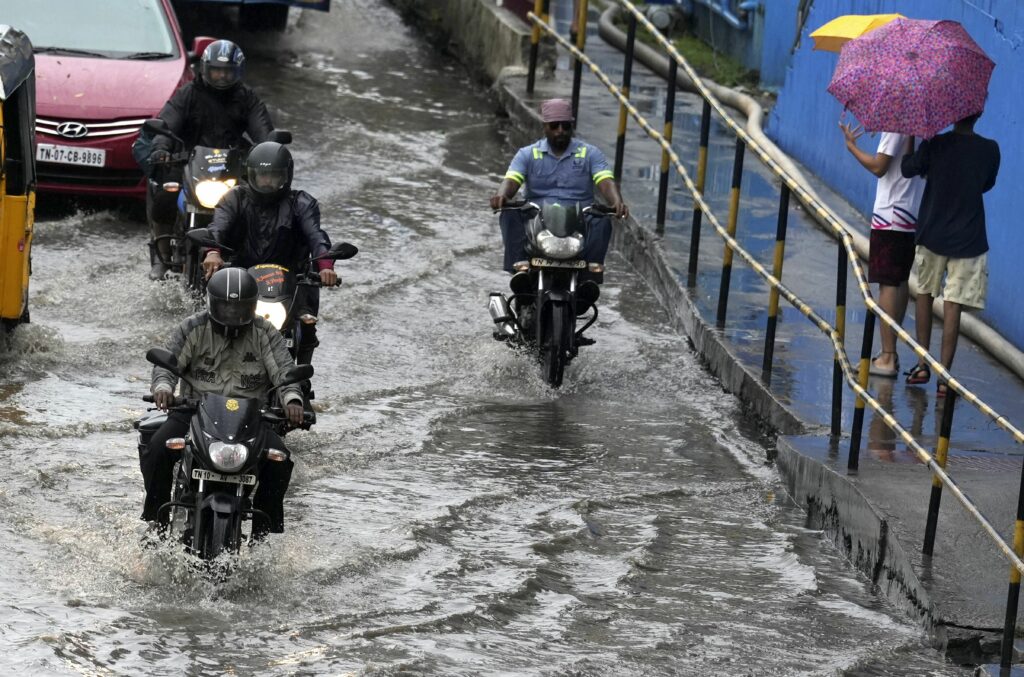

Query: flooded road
[0,2,970,674]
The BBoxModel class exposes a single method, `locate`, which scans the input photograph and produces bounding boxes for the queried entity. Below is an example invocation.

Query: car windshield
[0,0,178,59]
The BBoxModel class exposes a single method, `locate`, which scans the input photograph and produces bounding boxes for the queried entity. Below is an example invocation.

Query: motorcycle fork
[535,270,578,356]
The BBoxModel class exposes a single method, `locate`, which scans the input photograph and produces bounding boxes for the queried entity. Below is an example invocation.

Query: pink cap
[540,98,574,123]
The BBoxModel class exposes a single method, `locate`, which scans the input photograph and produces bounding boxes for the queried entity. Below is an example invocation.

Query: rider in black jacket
[203,142,338,368]
[146,40,275,280]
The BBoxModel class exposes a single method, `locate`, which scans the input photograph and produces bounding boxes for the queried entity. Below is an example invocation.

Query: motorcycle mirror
[279,364,314,388]
[142,118,171,136]
[185,227,228,251]
[146,348,180,375]
[321,242,358,261]
[267,130,293,145]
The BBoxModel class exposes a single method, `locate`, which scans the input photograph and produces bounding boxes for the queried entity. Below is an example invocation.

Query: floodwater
[0,2,970,675]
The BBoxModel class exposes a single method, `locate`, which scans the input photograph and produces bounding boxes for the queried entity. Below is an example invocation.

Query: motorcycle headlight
[195,179,236,208]
[536,229,584,259]
[256,299,288,330]
[208,441,249,472]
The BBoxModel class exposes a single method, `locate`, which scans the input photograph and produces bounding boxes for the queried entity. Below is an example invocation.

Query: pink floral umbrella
[827,18,994,139]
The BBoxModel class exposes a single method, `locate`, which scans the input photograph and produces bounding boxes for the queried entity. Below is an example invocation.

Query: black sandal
[904,362,931,385]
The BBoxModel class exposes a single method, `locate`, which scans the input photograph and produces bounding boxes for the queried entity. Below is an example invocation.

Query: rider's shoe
[576,334,596,347]
[576,280,600,316]
[148,262,170,281]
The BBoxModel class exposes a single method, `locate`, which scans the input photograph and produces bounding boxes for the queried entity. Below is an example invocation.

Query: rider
[202,141,338,369]
[145,39,275,280]
[141,267,304,536]
[488,98,629,312]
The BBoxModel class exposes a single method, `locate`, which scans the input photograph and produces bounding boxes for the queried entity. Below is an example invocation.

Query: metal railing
[524,0,1024,667]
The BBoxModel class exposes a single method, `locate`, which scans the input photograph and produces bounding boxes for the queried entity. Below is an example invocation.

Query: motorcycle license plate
[531,258,586,269]
[36,143,106,167]
[192,469,256,485]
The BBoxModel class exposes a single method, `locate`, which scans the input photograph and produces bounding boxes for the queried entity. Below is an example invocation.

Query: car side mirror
[267,130,292,145]
[190,36,217,63]
[146,348,179,375]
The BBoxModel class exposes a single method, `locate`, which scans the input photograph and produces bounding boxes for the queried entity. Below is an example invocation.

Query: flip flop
[869,353,900,378]
[904,363,931,385]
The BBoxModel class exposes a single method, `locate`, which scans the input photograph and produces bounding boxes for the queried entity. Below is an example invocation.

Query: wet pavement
[0,1,995,674]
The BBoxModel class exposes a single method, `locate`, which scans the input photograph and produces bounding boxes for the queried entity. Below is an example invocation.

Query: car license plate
[531,257,586,269]
[36,143,106,167]
[192,468,256,485]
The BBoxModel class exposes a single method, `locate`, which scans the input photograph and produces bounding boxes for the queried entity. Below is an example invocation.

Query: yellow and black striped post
[527,0,548,93]
[716,138,746,328]
[655,35,678,235]
[830,243,848,437]
[923,389,958,556]
[761,184,791,384]
[847,310,876,471]
[1002,455,1024,669]
[613,12,637,182]
[570,0,589,119]
[687,100,712,288]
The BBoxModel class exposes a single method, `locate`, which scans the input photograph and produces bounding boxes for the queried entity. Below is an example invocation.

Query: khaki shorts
[914,246,988,309]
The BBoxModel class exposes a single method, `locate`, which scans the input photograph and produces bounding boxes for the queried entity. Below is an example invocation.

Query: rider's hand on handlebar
[319,268,339,287]
[489,194,507,211]
[202,251,224,280]
[154,389,174,411]
[611,200,629,220]
[285,402,304,427]
[149,150,171,165]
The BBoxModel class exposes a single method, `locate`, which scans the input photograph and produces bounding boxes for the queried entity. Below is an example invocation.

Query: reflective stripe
[505,171,525,184]
[593,170,614,184]
[574,146,588,158]
[532,148,544,160]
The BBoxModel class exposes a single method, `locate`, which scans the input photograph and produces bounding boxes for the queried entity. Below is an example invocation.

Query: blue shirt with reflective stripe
[505,138,614,204]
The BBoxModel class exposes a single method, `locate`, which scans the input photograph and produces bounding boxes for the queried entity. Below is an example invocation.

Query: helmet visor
[250,167,288,194]
[204,64,241,90]
[208,296,256,327]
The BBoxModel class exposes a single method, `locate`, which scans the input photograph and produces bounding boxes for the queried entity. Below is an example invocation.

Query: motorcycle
[488,200,610,388]
[135,347,312,560]
[142,118,292,291]
[184,227,358,433]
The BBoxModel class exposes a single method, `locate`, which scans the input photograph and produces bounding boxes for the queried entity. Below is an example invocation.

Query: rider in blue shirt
[489,99,629,280]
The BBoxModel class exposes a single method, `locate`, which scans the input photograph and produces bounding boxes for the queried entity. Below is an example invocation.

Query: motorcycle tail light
[162,182,181,192]
[166,437,186,450]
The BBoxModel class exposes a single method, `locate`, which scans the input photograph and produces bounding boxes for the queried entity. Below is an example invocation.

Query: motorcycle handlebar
[493,201,615,215]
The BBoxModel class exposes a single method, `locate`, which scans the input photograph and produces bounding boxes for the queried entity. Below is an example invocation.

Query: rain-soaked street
[0,2,973,674]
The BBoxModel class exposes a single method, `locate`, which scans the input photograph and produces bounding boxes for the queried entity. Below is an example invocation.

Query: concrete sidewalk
[489,6,1024,668]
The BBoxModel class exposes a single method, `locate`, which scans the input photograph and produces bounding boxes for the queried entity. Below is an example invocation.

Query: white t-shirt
[872,132,924,232]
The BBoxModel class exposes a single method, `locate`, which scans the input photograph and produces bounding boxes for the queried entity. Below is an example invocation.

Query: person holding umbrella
[900,112,1000,395]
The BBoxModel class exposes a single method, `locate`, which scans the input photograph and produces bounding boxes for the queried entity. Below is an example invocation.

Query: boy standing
[901,112,1000,395]
[840,122,925,377]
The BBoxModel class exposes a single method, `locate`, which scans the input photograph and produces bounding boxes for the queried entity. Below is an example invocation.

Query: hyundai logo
[56,121,89,139]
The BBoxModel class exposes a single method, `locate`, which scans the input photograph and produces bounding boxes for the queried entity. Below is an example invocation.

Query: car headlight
[208,441,249,472]
[256,300,288,330]
[536,229,583,259]
[194,179,236,208]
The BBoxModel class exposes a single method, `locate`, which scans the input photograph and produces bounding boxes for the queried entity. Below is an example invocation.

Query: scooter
[134,348,311,560]
[142,118,292,291]
[488,200,610,388]
[184,227,358,433]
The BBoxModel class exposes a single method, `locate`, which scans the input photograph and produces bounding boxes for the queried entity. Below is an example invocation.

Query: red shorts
[868,229,915,286]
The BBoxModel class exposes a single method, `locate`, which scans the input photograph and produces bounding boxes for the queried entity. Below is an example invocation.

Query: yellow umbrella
[810,14,905,52]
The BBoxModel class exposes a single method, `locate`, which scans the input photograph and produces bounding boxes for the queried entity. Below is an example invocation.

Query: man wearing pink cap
[489,98,628,292]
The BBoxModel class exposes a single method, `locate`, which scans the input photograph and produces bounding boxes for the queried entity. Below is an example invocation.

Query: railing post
[613,11,637,182]
[570,0,589,120]
[847,309,876,471]
[923,389,957,556]
[716,137,745,328]
[687,100,712,288]
[761,184,790,384]
[526,0,548,94]
[655,32,677,236]
[830,242,848,438]
[1001,449,1024,670]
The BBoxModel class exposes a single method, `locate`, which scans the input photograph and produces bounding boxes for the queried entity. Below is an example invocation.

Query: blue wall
[766,0,1024,348]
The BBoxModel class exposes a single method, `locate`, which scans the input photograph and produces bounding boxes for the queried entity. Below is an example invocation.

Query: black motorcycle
[134,348,312,560]
[489,200,609,387]
[185,227,358,432]
[142,118,292,291]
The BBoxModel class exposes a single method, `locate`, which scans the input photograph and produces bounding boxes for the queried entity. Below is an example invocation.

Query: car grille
[36,116,147,140]
[38,164,142,188]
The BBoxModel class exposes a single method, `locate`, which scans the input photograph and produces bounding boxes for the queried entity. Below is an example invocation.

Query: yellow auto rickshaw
[0,24,35,335]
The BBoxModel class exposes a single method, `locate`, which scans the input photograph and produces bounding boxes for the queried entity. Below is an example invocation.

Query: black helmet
[246,141,293,201]
[200,40,245,91]
[207,267,258,338]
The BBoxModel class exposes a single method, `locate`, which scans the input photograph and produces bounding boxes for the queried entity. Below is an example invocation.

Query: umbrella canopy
[809,13,904,52]
[827,18,994,139]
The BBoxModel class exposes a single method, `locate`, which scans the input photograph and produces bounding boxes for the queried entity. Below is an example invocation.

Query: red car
[1,0,213,199]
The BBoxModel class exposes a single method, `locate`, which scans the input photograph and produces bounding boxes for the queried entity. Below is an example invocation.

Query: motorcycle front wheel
[541,302,571,388]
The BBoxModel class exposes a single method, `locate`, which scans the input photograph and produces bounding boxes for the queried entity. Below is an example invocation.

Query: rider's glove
[150,149,171,164]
